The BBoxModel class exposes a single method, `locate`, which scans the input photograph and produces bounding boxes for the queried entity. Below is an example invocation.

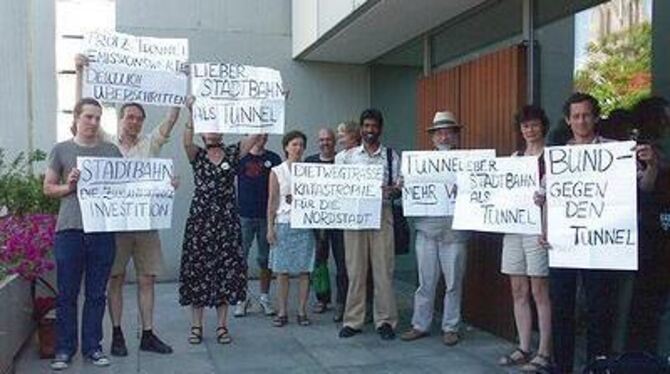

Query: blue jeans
[54,230,116,357]
[240,217,270,269]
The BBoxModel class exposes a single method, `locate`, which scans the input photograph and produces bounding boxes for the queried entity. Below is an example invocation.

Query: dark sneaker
[338,326,362,338]
[86,350,110,367]
[111,332,128,357]
[50,353,71,371]
[377,323,396,340]
[140,331,173,354]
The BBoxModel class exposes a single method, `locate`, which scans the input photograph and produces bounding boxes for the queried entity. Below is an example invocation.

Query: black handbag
[386,148,410,255]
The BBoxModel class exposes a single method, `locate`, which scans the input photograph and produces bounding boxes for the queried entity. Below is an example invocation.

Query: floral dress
[179,145,247,307]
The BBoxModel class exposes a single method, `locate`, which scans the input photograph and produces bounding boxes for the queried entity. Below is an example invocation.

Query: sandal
[272,315,288,327]
[297,314,311,326]
[188,326,203,345]
[216,326,232,344]
[498,347,532,366]
[520,354,552,373]
[313,302,328,314]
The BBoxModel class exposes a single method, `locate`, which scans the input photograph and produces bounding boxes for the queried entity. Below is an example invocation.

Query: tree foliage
[575,22,652,115]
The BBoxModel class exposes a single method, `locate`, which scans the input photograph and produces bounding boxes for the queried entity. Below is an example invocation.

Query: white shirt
[272,161,292,223]
[336,143,400,186]
[101,125,169,158]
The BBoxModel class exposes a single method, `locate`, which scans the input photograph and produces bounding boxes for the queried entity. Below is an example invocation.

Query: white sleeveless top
[272,161,292,223]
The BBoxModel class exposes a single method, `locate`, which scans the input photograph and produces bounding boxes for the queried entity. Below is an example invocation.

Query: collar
[567,135,603,145]
[356,143,384,157]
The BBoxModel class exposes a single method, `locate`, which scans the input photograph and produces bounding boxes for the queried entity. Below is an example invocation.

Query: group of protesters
[42,53,670,373]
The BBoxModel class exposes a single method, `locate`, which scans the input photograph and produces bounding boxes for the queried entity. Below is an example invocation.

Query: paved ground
[16,280,518,373]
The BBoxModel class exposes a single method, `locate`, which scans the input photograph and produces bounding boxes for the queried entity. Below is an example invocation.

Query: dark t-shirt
[304,153,335,164]
[237,150,282,218]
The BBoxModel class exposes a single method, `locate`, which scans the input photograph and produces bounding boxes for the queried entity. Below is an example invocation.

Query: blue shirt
[237,150,282,218]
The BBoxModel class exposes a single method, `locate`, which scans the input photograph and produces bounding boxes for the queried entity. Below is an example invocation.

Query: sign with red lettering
[544,141,638,270]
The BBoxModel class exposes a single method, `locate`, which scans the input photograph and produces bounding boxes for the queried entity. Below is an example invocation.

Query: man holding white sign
[190,62,285,134]
[337,109,400,341]
[400,111,471,346]
[543,93,658,374]
[75,53,181,356]
[80,31,188,107]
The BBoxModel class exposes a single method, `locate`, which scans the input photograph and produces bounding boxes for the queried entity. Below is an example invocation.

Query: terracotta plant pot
[37,312,56,359]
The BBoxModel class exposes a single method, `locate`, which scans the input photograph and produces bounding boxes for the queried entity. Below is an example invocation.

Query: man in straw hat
[400,110,470,346]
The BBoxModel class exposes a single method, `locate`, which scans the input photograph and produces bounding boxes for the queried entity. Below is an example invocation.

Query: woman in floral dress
[179,97,261,344]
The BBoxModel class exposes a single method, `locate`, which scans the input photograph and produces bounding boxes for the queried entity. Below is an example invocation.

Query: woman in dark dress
[179,97,261,344]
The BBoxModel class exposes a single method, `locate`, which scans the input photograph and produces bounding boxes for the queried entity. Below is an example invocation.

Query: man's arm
[43,167,78,199]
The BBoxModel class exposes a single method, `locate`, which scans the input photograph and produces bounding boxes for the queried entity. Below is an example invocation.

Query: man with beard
[400,111,470,346]
[337,109,400,340]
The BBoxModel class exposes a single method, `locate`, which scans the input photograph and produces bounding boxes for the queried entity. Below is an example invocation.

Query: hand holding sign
[545,141,638,270]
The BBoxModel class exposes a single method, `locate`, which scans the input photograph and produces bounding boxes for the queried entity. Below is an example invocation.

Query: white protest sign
[545,141,638,270]
[77,157,175,233]
[190,63,285,134]
[401,149,496,216]
[290,163,383,230]
[81,30,188,107]
[452,156,542,234]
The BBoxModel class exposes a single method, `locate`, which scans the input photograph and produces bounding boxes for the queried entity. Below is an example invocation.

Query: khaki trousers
[342,205,398,329]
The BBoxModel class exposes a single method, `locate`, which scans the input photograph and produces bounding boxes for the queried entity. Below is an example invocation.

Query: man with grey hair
[305,128,348,322]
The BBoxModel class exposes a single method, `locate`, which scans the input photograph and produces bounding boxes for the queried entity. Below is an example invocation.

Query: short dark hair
[632,96,670,141]
[562,92,601,119]
[359,108,384,129]
[119,102,146,120]
[515,105,549,136]
[281,130,307,157]
[71,97,102,135]
[599,108,634,141]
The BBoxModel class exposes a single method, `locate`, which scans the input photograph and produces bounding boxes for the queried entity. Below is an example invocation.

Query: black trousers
[314,229,348,305]
[550,268,617,373]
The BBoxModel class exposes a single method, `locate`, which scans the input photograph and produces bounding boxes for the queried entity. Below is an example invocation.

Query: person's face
[566,101,597,139]
[520,119,545,144]
[202,132,223,145]
[285,137,305,160]
[337,130,356,149]
[75,104,102,138]
[318,130,335,155]
[361,118,381,145]
[431,128,460,150]
[120,106,145,137]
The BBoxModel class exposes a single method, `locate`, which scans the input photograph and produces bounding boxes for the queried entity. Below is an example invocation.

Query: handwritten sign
[401,150,496,216]
[77,157,174,233]
[452,156,542,234]
[191,63,285,134]
[545,141,638,270]
[290,163,383,229]
[81,30,188,107]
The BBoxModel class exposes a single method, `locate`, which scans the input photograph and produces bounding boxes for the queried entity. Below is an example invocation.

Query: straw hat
[427,111,462,132]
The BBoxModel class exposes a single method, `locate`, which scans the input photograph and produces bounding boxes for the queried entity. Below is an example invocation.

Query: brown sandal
[216,326,231,344]
[272,315,288,327]
[498,347,532,366]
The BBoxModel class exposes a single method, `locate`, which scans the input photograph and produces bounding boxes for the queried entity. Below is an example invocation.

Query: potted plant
[0,148,59,360]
